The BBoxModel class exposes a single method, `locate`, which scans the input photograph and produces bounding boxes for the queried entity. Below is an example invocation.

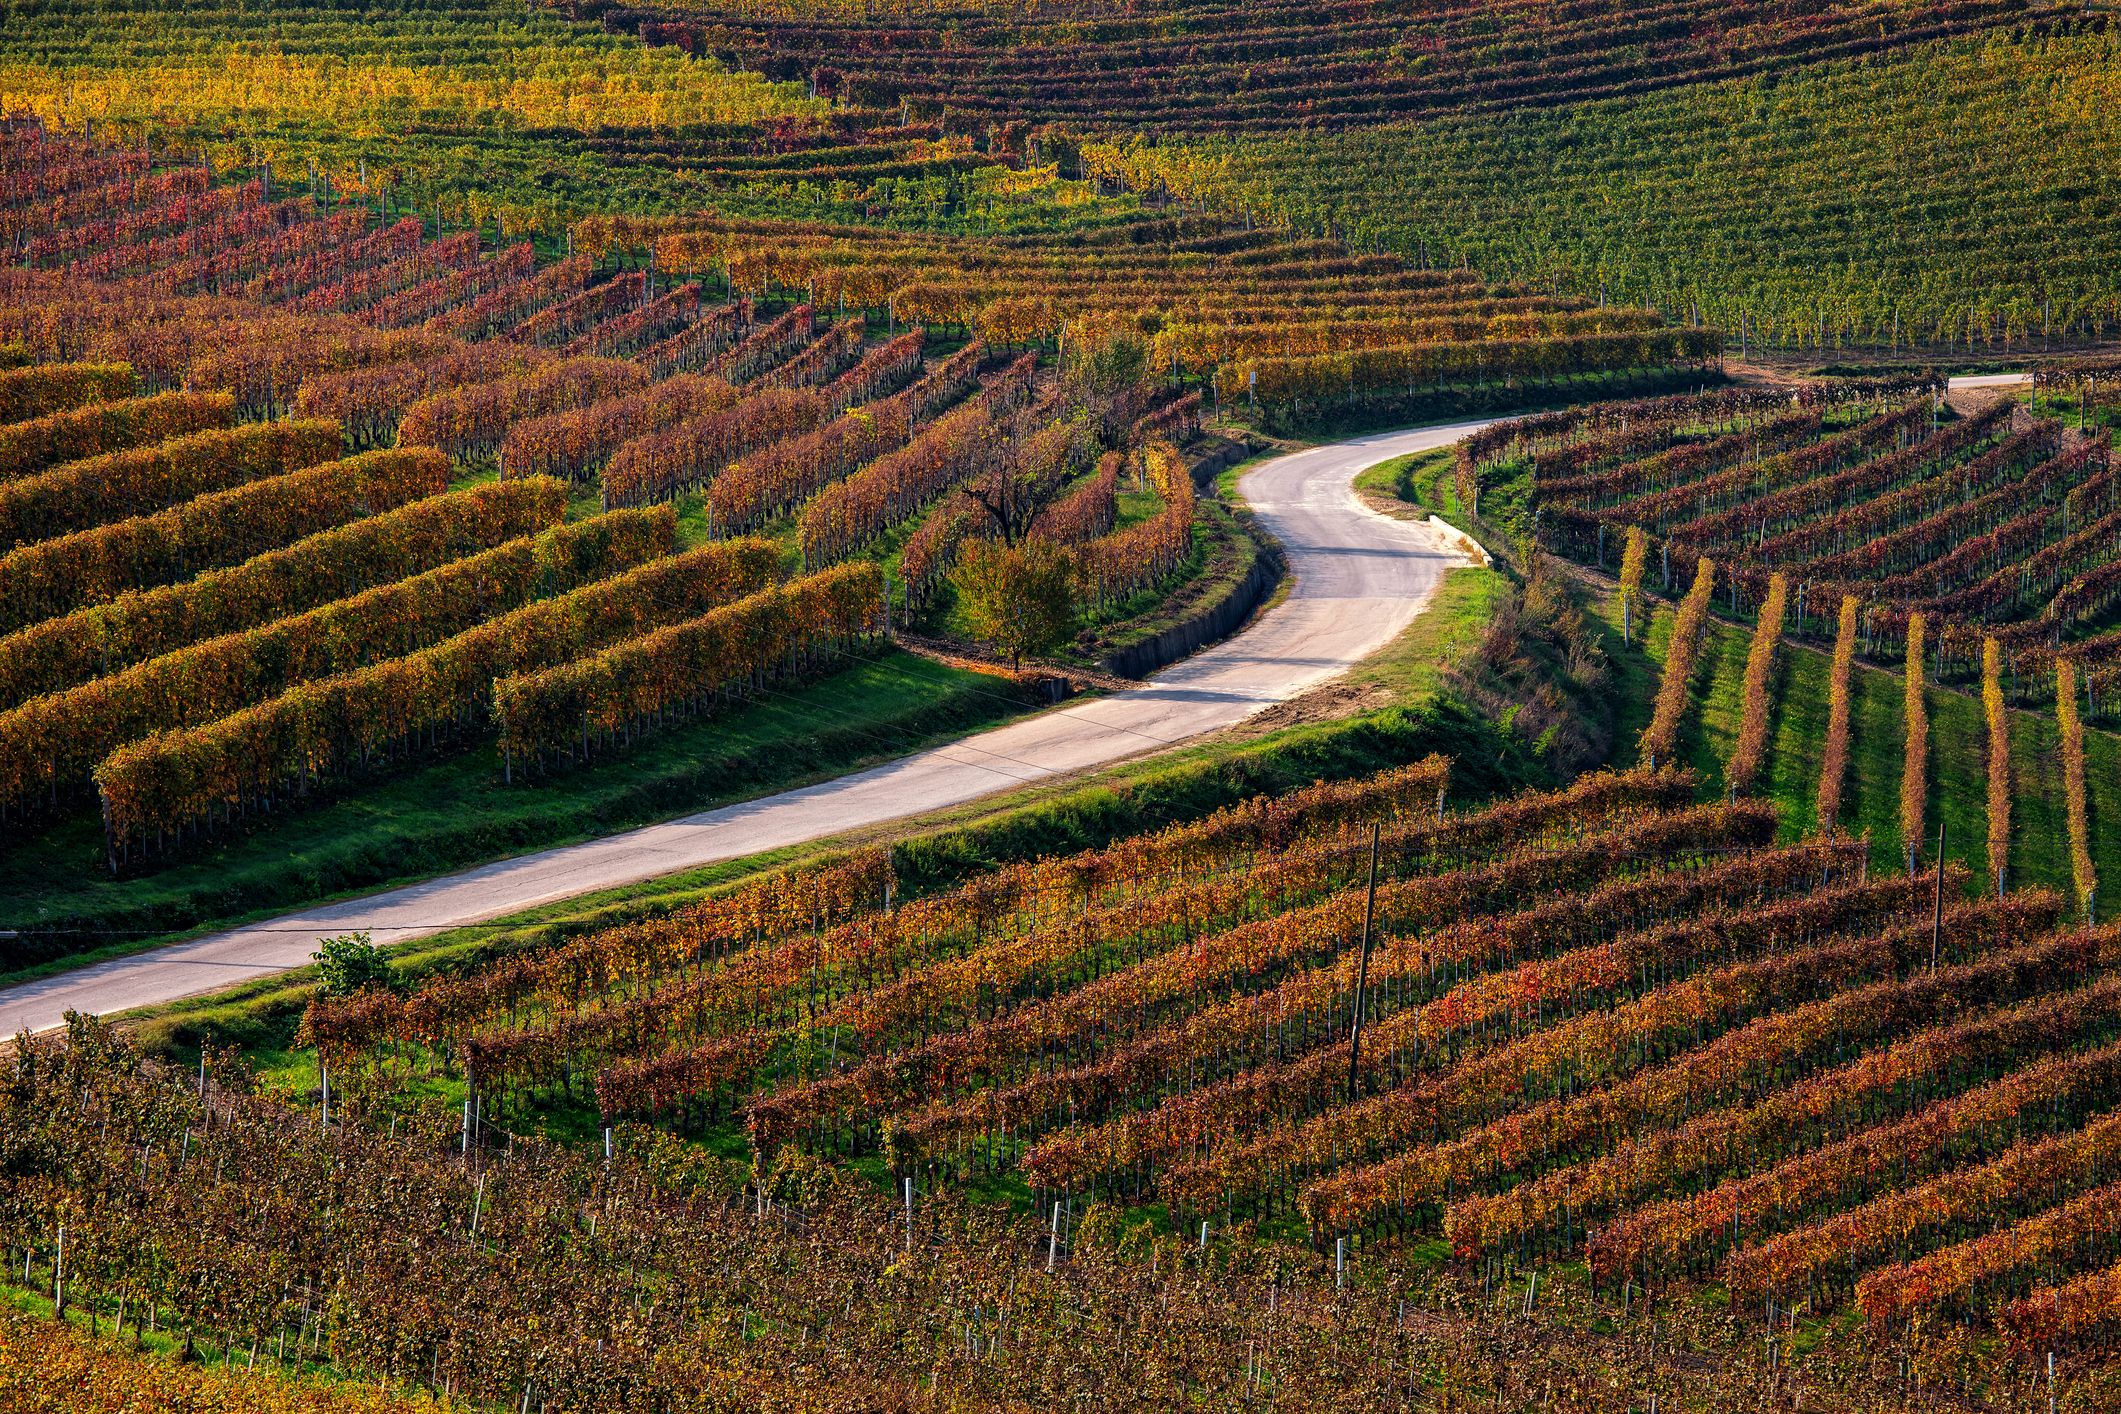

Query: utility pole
[1931,817,1947,972]
[1347,823,1382,1101]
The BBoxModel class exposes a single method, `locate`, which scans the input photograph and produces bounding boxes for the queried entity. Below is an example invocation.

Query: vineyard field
[0,116,1318,900]
[0,0,1058,235]
[593,0,2052,132]
[1604,557,2121,897]
[1088,27,2121,355]
[0,107,1720,928]
[14,739,2121,1411]
[11,1005,1988,1414]
[1417,383,2121,899]
[1497,384,2121,699]
[0,113,1594,1044]
[3,0,2104,371]
[10,0,2121,1407]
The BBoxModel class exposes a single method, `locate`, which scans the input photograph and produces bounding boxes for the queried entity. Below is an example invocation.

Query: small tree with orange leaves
[1900,612,1929,874]
[2058,657,2096,921]
[1726,572,1787,797]
[1984,636,2012,896]
[1817,594,1859,835]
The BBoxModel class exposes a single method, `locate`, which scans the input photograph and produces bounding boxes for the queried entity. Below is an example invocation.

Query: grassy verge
[0,649,1042,976]
[1355,446,1458,520]
[1356,444,1522,573]
[1346,564,1503,702]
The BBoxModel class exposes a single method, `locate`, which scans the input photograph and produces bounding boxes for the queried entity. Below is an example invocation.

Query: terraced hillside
[1087,24,2121,352]
[0,117,1723,962]
[7,1,2121,1407]
[0,0,1095,231]
[9,750,2116,1407]
[584,0,2054,130]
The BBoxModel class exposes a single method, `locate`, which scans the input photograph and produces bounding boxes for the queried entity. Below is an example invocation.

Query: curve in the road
[0,420,1490,1035]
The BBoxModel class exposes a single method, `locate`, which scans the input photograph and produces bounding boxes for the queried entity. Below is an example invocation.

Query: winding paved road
[0,420,1488,1035]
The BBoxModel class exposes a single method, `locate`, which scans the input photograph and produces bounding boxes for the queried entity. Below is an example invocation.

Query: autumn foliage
[1616,523,1646,644]
[0,447,446,633]
[0,500,669,816]
[2058,657,2097,918]
[1816,593,1859,834]
[1636,556,1714,768]
[1723,571,1785,796]
[92,533,772,854]
[1984,635,2012,894]
[496,559,884,769]
[0,387,234,481]
[1901,611,1929,865]
[0,477,565,711]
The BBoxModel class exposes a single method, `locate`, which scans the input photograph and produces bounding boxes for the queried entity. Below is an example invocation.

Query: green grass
[1608,588,2121,899]
[1113,484,1162,528]
[1347,565,1503,703]
[1354,446,1457,520]
[1358,444,1528,575]
[0,649,1041,975]
[1349,445,1522,710]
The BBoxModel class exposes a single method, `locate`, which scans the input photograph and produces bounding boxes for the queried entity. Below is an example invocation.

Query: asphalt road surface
[0,420,1487,1035]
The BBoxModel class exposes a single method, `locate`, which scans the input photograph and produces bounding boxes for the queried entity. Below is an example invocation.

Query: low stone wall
[1184,435,1253,490]
[1103,538,1282,680]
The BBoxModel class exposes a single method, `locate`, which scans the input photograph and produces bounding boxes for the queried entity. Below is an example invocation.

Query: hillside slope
[1088,26,2121,352]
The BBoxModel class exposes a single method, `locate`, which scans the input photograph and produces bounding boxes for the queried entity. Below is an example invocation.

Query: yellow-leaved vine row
[92,535,777,858]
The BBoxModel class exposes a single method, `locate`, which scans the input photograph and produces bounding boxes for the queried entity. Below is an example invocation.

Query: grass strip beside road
[0,650,1037,978]
[120,569,1520,1057]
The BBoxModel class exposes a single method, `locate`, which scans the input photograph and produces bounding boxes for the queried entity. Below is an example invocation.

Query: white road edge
[0,419,1494,1035]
